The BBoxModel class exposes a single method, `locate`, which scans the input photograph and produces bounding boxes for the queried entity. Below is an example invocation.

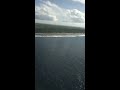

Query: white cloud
[65,9,85,23]
[35,0,85,23]
[72,0,85,4]
[35,14,58,21]
[35,5,58,21]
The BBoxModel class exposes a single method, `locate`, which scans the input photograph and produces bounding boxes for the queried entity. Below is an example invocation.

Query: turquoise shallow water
[35,36,85,90]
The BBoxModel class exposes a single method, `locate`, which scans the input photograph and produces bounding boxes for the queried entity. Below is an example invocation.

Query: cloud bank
[35,0,85,23]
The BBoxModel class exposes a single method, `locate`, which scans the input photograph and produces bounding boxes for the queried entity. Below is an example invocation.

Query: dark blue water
[35,37,85,90]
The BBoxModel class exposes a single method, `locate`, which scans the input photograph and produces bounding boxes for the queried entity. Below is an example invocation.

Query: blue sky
[35,0,85,26]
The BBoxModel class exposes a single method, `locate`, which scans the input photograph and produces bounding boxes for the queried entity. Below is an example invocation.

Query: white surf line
[35,33,85,35]
[35,33,85,37]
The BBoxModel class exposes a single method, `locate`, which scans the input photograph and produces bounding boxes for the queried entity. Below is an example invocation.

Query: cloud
[66,9,85,23]
[71,0,85,4]
[35,14,58,21]
[35,5,58,21]
[35,0,85,23]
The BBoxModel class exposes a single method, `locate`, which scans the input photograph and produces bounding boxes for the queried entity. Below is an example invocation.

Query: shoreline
[35,33,85,37]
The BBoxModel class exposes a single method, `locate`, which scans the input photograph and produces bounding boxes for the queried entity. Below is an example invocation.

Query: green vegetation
[35,23,85,33]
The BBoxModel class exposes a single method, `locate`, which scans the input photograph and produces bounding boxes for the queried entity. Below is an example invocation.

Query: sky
[35,0,85,27]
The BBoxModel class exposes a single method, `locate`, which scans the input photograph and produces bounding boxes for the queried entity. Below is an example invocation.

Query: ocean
[35,36,85,90]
